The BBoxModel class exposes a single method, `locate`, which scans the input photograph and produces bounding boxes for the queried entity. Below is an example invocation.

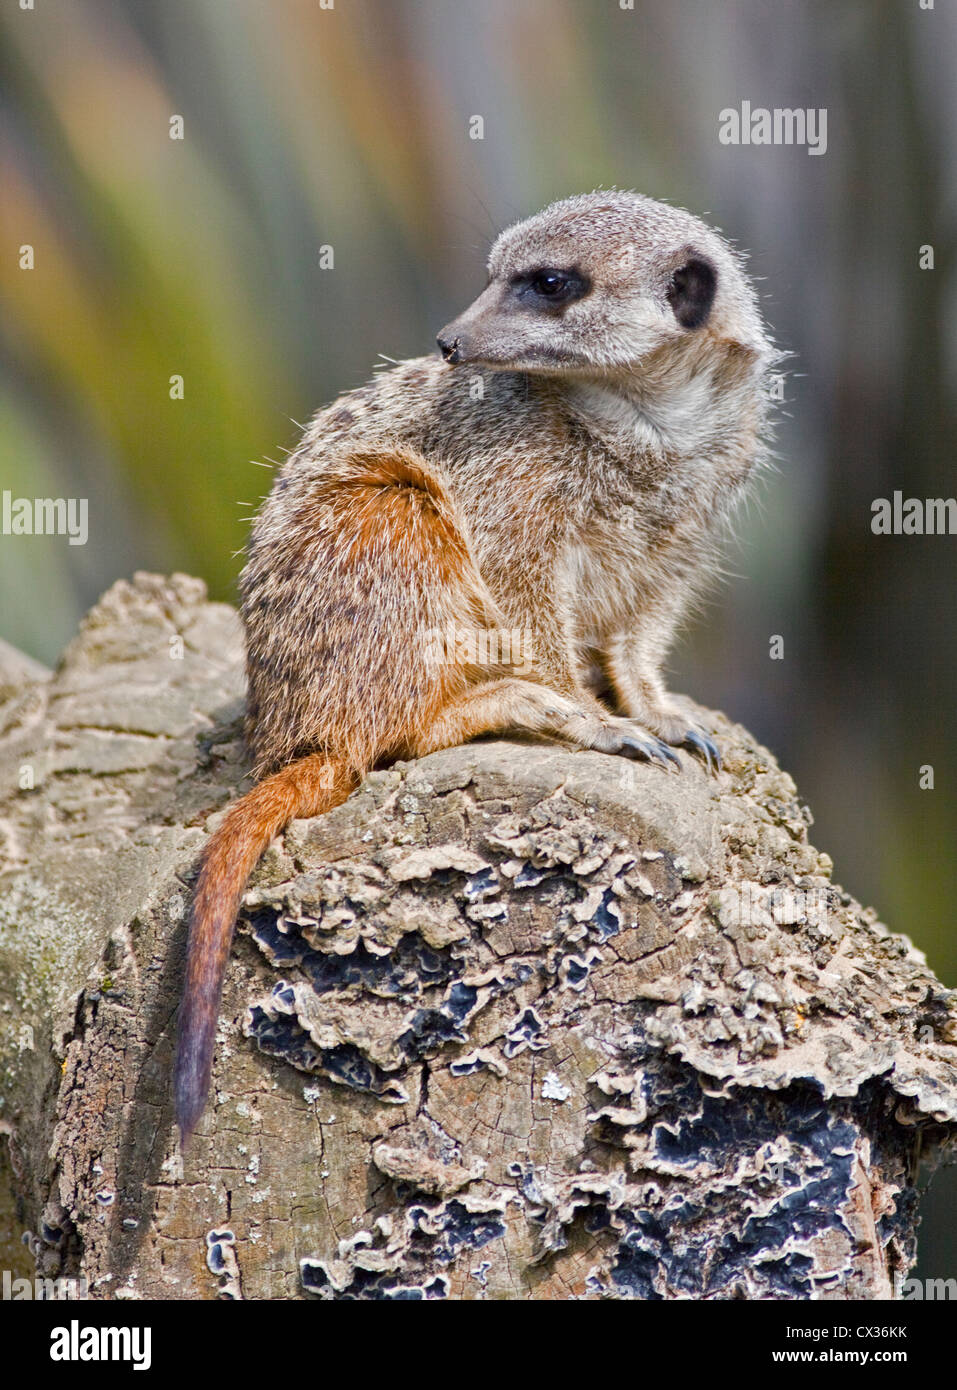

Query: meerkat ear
[667,256,717,330]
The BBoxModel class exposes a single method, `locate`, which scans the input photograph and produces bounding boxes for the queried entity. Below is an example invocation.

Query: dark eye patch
[510,266,591,311]
[667,256,717,329]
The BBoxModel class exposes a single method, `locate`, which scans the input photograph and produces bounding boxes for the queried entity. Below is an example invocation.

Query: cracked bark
[1,572,956,1300]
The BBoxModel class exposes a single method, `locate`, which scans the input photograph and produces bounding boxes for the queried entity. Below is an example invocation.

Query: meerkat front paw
[654,716,721,773]
[557,711,681,769]
[602,719,683,769]
[620,699,722,774]
[498,683,682,770]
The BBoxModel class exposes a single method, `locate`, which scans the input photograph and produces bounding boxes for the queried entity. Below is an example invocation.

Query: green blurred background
[1,0,955,1274]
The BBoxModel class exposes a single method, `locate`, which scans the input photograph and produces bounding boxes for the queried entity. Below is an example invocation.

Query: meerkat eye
[667,256,717,329]
[512,267,591,309]
[532,271,569,296]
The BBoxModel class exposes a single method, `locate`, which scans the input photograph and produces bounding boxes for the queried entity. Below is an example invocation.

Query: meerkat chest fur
[434,342,765,643]
[555,340,768,632]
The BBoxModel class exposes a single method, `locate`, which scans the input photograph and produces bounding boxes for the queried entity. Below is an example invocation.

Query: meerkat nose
[436,332,463,365]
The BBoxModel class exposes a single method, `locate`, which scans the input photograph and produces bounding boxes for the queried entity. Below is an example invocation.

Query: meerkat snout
[437,264,594,370]
[436,331,462,364]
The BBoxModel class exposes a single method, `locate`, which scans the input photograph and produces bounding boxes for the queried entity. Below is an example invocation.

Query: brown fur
[174,190,778,1140]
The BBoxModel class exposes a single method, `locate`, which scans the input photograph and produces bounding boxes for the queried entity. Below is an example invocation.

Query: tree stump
[1,572,956,1300]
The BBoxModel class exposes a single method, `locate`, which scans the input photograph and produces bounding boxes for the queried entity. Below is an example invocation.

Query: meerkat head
[436,190,772,378]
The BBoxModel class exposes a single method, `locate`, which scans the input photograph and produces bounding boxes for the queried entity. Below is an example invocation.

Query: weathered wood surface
[1,572,955,1300]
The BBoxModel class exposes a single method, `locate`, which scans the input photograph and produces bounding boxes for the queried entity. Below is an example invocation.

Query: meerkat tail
[174,753,358,1143]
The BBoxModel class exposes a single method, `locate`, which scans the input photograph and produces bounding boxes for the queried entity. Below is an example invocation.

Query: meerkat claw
[617,733,681,769]
[656,739,683,770]
[682,728,721,774]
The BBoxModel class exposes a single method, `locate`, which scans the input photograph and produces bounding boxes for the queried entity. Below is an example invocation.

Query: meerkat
[174,190,776,1141]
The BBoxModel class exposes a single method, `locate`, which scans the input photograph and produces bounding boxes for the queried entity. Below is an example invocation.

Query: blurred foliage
[0,0,955,1140]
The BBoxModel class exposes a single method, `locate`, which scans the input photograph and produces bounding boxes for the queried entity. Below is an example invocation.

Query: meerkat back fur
[174,190,777,1140]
